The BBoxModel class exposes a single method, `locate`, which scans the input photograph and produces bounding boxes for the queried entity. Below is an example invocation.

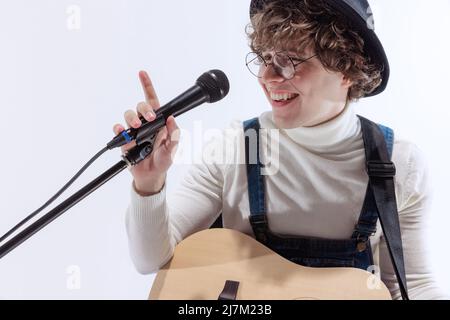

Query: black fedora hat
[250,0,390,97]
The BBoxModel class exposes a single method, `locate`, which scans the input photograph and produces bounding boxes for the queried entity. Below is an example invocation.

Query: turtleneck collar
[261,102,362,153]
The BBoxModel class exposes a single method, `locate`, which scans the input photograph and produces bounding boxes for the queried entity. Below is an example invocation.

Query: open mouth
[268,91,300,106]
[271,93,299,103]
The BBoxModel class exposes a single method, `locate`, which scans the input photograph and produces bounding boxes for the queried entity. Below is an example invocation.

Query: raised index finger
[139,70,161,110]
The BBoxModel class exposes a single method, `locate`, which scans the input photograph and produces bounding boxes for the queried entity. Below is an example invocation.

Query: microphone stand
[0,138,156,260]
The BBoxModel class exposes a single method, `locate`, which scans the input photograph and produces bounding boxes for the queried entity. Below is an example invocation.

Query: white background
[0,0,449,299]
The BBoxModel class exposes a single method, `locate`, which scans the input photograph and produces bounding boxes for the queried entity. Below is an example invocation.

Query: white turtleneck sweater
[125,104,447,300]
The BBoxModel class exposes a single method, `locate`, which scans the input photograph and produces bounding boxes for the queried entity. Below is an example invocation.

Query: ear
[341,76,354,88]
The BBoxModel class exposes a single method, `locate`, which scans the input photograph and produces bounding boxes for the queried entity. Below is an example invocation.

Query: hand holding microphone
[112,71,178,196]
[111,70,230,196]
[0,68,229,259]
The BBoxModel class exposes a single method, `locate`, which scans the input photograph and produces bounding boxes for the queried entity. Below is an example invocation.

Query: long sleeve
[125,147,225,274]
[125,183,175,274]
[379,141,449,300]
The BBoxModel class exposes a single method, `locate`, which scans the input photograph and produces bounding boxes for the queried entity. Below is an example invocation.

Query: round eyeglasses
[246,51,317,80]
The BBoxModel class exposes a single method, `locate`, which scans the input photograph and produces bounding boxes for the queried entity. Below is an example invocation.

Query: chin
[271,105,301,126]
[272,112,299,129]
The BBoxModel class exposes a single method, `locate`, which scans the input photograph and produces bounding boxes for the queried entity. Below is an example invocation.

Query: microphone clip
[121,133,158,167]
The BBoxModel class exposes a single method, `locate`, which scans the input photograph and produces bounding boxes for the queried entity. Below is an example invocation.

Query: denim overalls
[243,116,394,272]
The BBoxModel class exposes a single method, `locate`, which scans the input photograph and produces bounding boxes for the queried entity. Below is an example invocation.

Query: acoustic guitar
[149,228,391,300]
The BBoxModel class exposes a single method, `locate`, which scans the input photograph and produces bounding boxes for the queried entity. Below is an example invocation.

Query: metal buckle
[366,161,396,178]
[356,234,369,252]
[249,215,268,243]
[249,214,268,225]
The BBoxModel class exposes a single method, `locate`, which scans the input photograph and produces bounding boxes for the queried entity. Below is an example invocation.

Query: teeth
[269,92,298,101]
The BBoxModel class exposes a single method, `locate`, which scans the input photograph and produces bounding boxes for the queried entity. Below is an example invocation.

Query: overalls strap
[244,118,269,242]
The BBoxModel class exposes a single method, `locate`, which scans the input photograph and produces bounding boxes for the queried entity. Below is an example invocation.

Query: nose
[260,63,285,84]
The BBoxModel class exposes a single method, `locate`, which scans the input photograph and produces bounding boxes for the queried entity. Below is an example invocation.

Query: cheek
[290,67,318,88]
[315,67,345,87]
[258,79,269,94]
[258,77,264,87]
[288,77,310,95]
[320,76,346,97]
[303,73,340,97]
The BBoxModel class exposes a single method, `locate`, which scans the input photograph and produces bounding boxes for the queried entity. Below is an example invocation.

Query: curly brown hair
[246,0,383,101]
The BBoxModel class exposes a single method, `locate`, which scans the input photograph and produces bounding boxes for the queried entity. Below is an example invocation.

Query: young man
[114,0,446,299]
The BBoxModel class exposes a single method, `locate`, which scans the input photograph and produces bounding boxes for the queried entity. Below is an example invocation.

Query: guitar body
[149,229,391,300]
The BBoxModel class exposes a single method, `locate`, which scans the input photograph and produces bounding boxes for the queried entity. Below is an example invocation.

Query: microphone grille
[197,70,230,103]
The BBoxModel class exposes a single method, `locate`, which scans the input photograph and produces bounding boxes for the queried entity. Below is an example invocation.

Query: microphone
[107,69,230,150]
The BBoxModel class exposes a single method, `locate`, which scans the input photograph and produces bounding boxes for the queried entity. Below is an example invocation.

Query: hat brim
[327,0,389,97]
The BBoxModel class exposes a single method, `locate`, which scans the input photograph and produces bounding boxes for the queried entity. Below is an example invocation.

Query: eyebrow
[283,52,310,61]
[286,50,309,59]
[260,50,311,61]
